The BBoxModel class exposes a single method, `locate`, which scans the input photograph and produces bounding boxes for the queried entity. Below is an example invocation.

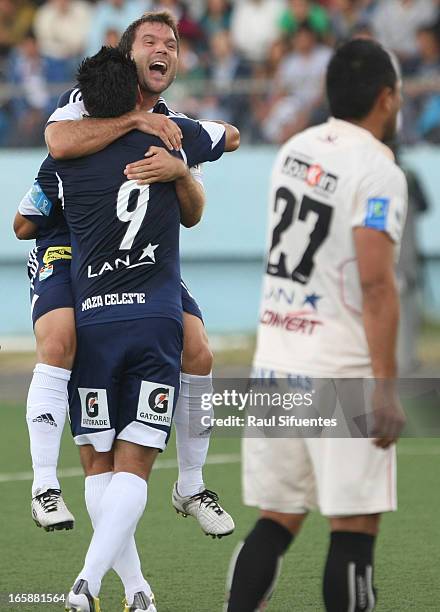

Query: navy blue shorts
[28,246,203,324]
[27,246,74,326]
[180,280,203,321]
[68,318,183,452]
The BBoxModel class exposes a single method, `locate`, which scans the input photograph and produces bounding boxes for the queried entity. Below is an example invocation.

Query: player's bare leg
[225,510,304,611]
[323,514,380,612]
[66,443,157,612]
[172,312,235,537]
[28,307,76,531]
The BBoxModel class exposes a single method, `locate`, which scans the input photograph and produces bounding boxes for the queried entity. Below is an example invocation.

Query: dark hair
[326,39,397,120]
[76,46,138,118]
[295,21,317,37]
[119,11,180,57]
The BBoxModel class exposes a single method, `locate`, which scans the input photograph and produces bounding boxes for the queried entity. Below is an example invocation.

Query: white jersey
[254,118,408,377]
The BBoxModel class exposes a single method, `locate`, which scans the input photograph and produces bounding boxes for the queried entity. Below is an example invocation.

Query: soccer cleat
[123,591,157,612]
[172,482,235,538]
[65,580,100,611]
[32,486,75,532]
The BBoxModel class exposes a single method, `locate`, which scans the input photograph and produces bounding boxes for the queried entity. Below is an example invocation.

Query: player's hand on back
[130,110,182,151]
[125,145,188,185]
[371,380,406,449]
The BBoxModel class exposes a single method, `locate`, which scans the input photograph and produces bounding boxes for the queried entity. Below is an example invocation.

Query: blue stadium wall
[1,146,439,338]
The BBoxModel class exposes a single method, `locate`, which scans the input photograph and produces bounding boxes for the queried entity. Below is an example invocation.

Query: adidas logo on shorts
[32,413,57,427]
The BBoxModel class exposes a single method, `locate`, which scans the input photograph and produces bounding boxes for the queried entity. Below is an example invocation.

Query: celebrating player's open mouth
[147,59,169,85]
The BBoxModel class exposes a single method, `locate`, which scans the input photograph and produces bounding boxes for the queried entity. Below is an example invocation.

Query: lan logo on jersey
[365,198,389,231]
[137,381,175,426]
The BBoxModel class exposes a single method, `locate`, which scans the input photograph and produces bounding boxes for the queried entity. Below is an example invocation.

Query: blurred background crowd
[1,0,440,147]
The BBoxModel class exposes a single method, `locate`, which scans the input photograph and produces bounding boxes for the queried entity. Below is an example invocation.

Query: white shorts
[242,436,397,517]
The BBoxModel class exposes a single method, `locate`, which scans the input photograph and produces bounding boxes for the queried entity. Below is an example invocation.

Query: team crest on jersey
[38,264,53,281]
[78,388,110,429]
[136,381,175,427]
[43,246,72,264]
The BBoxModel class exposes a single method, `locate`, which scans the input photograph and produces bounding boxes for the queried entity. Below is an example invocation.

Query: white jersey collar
[326,117,394,160]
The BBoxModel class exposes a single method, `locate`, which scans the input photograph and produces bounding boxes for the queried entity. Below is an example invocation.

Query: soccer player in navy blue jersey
[13,25,239,609]
[15,10,238,554]
[34,46,231,612]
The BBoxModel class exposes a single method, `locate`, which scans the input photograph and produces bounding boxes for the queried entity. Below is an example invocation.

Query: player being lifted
[24,46,235,612]
[14,12,238,538]
[226,39,407,612]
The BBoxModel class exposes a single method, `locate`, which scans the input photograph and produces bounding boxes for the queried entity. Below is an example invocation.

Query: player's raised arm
[46,111,183,159]
[209,120,240,151]
[45,87,183,159]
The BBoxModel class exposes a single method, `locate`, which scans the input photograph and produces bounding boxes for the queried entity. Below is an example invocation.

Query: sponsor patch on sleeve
[364,198,389,231]
[43,246,72,264]
[30,182,53,216]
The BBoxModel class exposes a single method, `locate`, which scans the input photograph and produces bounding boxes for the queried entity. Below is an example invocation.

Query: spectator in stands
[372,0,439,72]
[205,30,251,128]
[260,21,332,143]
[34,0,92,82]
[154,0,203,40]
[279,0,330,38]
[7,32,52,146]
[87,0,151,56]
[329,0,372,42]
[200,0,232,40]
[171,35,206,118]
[0,0,35,58]
[406,25,440,141]
[230,0,284,64]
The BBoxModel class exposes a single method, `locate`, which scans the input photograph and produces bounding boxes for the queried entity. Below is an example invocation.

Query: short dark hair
[326,39,397,120]
[76,46,138,118]
[119,11,180,57]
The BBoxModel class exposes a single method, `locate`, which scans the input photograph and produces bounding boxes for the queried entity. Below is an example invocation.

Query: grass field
[1,400,440,612]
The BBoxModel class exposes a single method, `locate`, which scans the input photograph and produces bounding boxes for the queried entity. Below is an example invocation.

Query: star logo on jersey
[139,243,159,263]
[303,293,322,310]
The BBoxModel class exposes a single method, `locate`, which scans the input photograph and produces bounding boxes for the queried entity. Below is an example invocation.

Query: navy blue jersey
[35,117,225,327]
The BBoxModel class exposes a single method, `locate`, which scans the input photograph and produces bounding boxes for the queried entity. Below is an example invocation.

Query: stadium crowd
[1,0,440,146]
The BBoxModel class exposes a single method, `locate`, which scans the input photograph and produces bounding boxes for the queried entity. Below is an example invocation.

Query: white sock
[174,372,213,497]
[85,473,152,604]
[78,472,147,597]
[26,363,71,495]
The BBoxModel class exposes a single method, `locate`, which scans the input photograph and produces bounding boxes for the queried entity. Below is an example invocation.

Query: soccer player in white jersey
[16,12,235,540]
[226,39,408,612]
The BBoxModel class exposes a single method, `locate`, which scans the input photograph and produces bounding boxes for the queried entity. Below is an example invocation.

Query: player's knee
[330,514,381,536]
[38,334,76,369]
[80,446,113,477]
[261,510,306,536]
[182,341,213,375]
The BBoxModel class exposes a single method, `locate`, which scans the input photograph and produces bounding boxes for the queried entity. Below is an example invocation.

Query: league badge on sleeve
[39,264,53,281]
[30,182,53,217]
[365,198,389,231]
